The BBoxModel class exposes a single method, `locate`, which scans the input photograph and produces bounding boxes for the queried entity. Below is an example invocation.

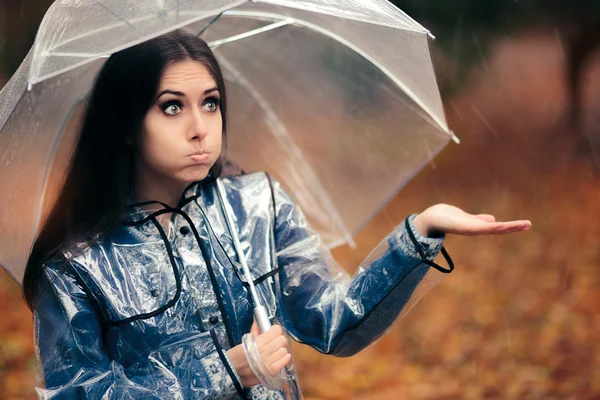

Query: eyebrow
[155,87,219,101]
[203,87,219,95]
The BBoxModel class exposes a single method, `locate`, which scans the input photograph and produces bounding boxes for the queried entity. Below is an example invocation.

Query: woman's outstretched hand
[413,204,531,237]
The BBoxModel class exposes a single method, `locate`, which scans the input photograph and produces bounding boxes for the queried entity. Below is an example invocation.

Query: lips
[189,152,210,163]
[190,153,210,164]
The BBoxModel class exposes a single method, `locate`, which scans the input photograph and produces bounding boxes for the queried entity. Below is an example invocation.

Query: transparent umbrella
[0,0,457,285]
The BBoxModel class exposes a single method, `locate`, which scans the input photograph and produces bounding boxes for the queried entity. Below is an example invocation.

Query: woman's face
[135,60,223,188]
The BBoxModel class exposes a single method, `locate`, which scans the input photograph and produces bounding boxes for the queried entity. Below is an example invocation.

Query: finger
[485,223,531,235]
[489,220,531,231]
[255,325,282,347]
[452,219,532,236]
[267,352,292,376]
[260,335,289,359]
[475,221,531,235]
[475,214,496,222]
[250,320,259,337]
[264,346,288,367]
[496,219,531,226]
[513,219,532,227]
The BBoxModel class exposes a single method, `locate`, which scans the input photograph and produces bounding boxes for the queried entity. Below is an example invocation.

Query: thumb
[250,319,260,336]
[475,214,496,223]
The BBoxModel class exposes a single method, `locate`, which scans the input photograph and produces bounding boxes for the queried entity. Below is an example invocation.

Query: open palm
[415,204,531,237]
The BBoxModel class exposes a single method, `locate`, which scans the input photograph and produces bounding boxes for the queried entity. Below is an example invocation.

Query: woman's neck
[133,170,187,209]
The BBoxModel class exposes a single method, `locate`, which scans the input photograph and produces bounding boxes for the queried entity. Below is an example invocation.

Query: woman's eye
[202,98,220,112]
[161,101,182,116]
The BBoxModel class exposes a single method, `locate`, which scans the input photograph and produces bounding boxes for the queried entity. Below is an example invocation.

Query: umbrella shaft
[216,179,269,331]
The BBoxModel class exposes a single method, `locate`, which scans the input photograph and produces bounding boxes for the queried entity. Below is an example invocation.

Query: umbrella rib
[238,3,426,34]
[208,19,292,48]
[196,12,224,37]
[45,52,109,58]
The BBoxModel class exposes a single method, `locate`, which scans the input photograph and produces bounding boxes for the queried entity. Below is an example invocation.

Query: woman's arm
[270,179,445,357]
[34,262,244,399]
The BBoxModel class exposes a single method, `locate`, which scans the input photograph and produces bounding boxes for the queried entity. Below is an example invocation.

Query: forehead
[159,60,216,91]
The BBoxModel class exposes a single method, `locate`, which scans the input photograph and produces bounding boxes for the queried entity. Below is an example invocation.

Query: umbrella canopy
[0,0,456,284]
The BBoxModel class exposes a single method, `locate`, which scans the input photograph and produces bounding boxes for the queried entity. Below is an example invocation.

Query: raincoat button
[150,289,159,297]
[209,316,219,324]
[179,226,190,235]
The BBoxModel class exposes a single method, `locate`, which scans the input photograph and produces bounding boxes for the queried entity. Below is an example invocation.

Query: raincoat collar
[118,179,212,243]
[121,180,207,224]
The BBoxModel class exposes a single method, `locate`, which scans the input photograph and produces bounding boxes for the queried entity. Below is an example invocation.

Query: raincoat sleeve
[271,179,447,357]
[33,262,242,399]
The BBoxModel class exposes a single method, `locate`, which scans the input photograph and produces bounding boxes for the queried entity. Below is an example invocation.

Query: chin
[179,165,212,183]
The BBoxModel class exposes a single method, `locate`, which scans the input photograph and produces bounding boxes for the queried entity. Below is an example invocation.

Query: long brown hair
[23,30,229,309]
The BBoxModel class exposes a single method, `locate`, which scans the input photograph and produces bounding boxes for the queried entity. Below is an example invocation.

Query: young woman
[24,30,530,399]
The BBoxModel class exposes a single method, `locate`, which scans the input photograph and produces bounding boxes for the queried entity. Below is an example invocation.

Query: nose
[188,107,208,141]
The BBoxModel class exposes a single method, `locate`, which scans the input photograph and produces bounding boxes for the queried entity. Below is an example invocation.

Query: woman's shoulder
[39,244,92,288]
[41,237,107,280]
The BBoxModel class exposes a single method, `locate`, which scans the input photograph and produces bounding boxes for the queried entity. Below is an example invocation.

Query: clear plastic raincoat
[33,172,446,399]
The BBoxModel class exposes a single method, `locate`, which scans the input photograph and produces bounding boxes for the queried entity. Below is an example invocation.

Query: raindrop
[471,105,499,138]
[471,32,489,72]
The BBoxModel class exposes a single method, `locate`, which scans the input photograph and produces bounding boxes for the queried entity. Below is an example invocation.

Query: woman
[25,30,530,399]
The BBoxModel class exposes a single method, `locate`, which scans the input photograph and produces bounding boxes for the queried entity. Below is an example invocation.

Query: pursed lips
[188,151,210,163]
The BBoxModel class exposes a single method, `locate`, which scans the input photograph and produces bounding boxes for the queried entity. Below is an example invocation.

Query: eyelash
[160,97,220,116]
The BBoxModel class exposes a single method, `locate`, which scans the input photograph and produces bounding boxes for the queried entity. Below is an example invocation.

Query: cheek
[138,113,180,167]
[213,124,223,149]
[210,115,223,148]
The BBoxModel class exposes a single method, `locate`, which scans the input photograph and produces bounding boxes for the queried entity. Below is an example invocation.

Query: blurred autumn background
[1,0,600,399]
